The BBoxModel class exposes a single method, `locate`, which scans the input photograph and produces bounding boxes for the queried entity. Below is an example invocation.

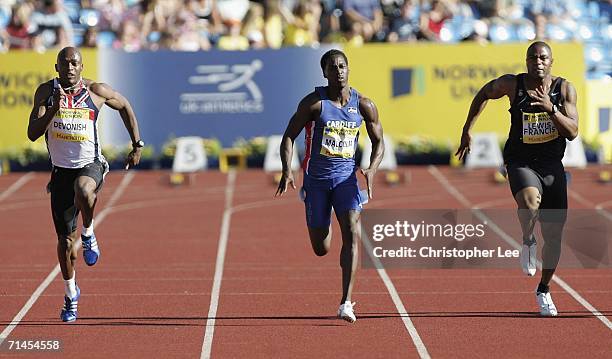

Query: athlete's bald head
[55,47,84,87]
[57,47,82,64]
[527,41,552,59]
[526,41,553,79]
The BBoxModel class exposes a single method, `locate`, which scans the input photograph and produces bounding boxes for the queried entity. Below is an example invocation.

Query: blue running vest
[302,87,362,179]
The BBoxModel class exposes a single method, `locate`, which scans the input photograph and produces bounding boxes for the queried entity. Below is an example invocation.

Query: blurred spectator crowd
[0,0,610,77]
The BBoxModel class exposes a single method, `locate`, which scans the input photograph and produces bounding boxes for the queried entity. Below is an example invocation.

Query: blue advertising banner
[98,47,333,150]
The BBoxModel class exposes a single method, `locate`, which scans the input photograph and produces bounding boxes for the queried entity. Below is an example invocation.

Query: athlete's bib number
[51,108,93,142]
[522,111,559,144]
[320,126,358,158]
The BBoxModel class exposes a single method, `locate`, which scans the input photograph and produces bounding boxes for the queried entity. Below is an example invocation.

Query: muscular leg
[539,221,565,286]
[514,187,541,240]
[308,225,332,256]
[335,210,360,304]
[74,176,97,228]
[304,178,332,256]
[50,170,80,281]
[57,232,79,280]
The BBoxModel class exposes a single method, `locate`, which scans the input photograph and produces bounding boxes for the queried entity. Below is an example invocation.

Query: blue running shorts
[302,171,363,228]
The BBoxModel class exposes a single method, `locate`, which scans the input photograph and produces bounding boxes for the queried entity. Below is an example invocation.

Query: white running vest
[46,79,104,168]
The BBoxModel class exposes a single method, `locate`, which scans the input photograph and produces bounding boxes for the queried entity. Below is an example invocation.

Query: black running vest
[503,74,566,164]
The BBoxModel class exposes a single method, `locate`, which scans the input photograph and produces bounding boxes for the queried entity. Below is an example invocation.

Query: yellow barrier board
[345,43,586,147]
[0,49,97,150]
[585,79,612,162]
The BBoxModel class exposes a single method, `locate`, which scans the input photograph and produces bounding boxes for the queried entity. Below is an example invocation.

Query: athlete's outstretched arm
[360,96,383,199]
[528,80,579,140]
[456,74,515,160]
[90,82,142,169]
[275,92,319,197]
[27,83,62,142]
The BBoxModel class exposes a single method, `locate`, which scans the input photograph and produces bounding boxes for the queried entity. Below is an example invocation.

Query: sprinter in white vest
[27,47,143,322]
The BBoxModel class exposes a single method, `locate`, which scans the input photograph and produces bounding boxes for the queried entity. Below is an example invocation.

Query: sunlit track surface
[0,167,610,358]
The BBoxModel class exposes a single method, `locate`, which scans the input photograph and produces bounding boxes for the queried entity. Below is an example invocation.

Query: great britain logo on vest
[179,60,264,114]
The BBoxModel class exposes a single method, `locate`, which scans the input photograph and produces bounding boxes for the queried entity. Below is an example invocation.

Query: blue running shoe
[60,285,80,322]
[82,233,100,266]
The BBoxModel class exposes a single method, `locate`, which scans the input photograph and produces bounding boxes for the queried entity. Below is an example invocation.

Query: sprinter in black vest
[455,42,579,317]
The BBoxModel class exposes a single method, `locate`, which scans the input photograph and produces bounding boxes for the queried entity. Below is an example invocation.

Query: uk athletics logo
[391,66,425,98]
[179,60,264,114]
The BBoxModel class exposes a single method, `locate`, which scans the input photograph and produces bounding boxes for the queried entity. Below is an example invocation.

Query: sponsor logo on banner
[431,63,523,99]
[391,67,425,98]
[0,72,53,108]
[179,60,264,114]
[600,107,610,132]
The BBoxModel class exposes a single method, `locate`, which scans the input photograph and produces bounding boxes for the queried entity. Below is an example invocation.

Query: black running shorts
[506,161,567,222]
[49,159,108,235]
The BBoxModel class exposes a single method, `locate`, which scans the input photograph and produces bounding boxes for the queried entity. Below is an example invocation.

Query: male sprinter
[456,42,579,316]
[28,47,143,322]
[275,49,384,323]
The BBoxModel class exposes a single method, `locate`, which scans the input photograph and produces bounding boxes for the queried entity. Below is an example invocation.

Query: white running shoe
[521,238,537,276]
[338,301,356,323]
[536,291,558,317]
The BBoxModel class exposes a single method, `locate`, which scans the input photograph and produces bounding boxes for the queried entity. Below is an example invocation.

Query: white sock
[82,220,94,237]
[64,273,77,299]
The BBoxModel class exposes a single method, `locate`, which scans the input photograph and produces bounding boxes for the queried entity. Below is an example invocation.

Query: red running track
[0,166,610,358]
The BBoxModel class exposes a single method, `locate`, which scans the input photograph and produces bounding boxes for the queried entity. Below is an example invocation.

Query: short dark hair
[527,41,552,57]
[320,49,348,72]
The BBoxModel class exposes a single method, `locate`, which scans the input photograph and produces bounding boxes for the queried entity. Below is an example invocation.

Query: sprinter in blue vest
[275,49,384,323]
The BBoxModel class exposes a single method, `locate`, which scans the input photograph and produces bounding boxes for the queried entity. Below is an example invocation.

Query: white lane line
[568,189,612,223]
[0,200,48,211]
[368,194,453,208]
[472,197,515,209]
[428,165,612,330]
[0,172,224,211]
[95,172,136,222]
[0,172,135,346]
[0,172,35,202]
[201,170,236,359]
[568,189,594,208]
[595,200,612,209]
[361,233,431,358]
[427,166,471,208]
[200,180,431,358]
